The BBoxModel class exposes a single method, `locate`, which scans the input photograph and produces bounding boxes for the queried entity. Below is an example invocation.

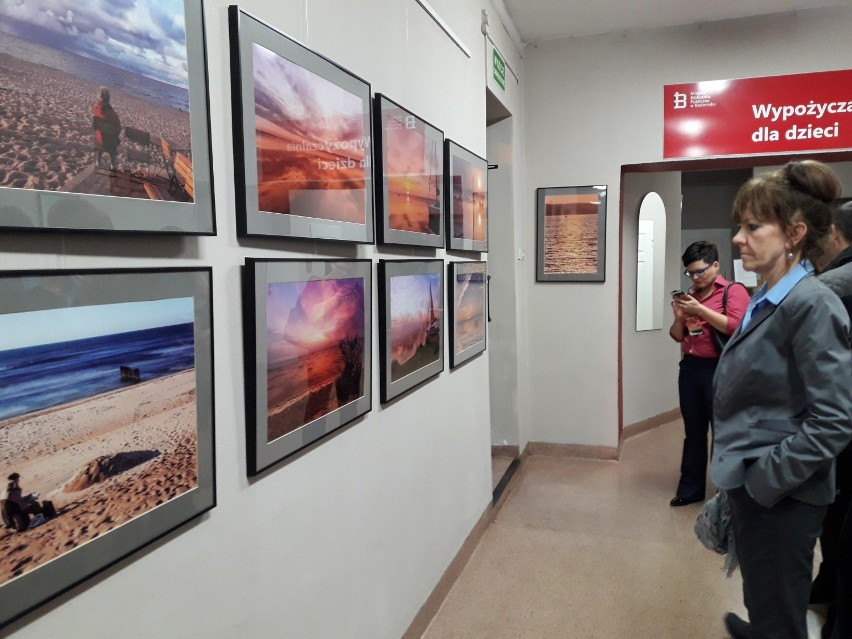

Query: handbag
[709,282,747,353]
[694,490,739,576]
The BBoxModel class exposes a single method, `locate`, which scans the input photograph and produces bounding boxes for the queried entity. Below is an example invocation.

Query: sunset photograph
[389,272,442,382]
[453,266,486,356]
[380,102,442,235]
[449,154,487,242]
[265,277,366,442]
[252,43,369,223]
[0,0,194,201]
[0,297,199,586]
[542,192,601,274]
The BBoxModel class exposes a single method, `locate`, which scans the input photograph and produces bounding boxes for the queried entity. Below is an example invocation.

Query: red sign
[664,69,852,158]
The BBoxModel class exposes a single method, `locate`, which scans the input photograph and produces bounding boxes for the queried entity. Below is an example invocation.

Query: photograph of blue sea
[0,297,195,422]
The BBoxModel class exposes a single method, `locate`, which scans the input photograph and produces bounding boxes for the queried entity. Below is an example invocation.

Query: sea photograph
[265,278,366,442]
[0,0,194,200]
[543,192,600,275]
[252,43,369,223]
[381,107,441,234]
[0,297,199,586]
[453,268,486,355]
[390,272,442,382]
[450,156,487,241]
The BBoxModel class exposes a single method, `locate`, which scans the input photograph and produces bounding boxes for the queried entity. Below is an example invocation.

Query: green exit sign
[492,48,506,91]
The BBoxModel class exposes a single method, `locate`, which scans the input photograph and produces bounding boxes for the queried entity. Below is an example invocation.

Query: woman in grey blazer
[712,160,852,639]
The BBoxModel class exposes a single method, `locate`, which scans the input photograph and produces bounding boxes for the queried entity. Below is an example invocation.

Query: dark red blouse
[674,276,750,358]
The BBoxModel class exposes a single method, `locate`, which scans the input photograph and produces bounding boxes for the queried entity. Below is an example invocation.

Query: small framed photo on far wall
[536,185,607,282]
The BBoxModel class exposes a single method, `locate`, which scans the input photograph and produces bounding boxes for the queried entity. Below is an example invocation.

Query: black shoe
[724,612,752,639]
[670,495,703,507]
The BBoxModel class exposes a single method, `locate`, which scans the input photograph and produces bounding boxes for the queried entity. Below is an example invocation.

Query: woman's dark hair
[732,160,841,264]
[681,241,718,267]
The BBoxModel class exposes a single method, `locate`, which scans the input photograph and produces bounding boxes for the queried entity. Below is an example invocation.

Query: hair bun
[783,160,841,203]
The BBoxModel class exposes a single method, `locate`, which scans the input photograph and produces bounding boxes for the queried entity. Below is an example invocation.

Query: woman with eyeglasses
[711,160,851,639]
[668,241,749,507]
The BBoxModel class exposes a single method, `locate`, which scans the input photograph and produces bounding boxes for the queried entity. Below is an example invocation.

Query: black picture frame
[448,261,487,368]
[0,267,215,628]
[536,185,607,282]
[0,0,215,235]
[373,94,444,247]
[243,259,372,475]
[444,139,488,252]
[229,7,374,243]
[377,260,444,403]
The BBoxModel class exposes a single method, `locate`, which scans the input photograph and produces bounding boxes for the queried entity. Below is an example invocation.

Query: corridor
[422,420,827,638]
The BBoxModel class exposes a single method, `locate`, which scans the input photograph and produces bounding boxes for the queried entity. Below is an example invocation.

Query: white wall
[521,6,852,447]
[621,171,682,425]
[1,0,523,637]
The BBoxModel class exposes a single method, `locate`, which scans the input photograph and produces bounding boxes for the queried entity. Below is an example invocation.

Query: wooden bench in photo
[174,151,194,199]
[161,138,194,201]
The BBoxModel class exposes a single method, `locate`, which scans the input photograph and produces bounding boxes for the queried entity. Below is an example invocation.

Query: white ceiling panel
[500,0,850,44]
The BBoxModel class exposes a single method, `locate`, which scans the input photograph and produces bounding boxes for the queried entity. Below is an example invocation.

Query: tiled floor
[424,419,828,638]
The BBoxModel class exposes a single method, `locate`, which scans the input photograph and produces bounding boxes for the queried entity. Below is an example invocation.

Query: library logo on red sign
[664,69,852,158]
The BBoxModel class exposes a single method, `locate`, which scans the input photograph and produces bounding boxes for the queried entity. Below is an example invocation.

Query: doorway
[485,88,520,502]
[618,150,852,437]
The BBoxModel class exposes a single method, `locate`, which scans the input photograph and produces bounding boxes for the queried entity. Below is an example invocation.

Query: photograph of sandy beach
[452,265,486,356]
[449,153,487,242]
[389,272,442,382]
[252,43,370,223]
[0,0,193,200]
[0,297,199,587]
[379,102,442,235]
[265,277,366,442]
[542,192,601,274]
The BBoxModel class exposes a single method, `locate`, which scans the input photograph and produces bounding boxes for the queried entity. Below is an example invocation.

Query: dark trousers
[728,486,827,639]
[830,500,852,638]
[675,355,718,500]
[815,445,852,589]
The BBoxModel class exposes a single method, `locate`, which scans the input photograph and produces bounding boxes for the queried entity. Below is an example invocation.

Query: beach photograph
[389,272,442,382]
[450,155,487,242]
[453,267,486,355]
[542,192,601,274]
[381,105,442,234]
[252,43,369,223]
[265,278,366,442]
[0,0,194,201]
[0,297,199,586]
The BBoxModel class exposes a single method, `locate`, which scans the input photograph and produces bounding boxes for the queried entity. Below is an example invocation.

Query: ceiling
[499,0,850,45]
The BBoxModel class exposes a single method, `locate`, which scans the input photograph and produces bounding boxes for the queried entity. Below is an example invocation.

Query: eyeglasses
[683,264,713,278]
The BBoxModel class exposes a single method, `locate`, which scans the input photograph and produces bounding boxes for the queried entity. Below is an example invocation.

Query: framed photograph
[448,261,487,368]
[243,259,371,475]
[536,185,607,282]
[229,8,374,243]
[445,140,488,252]
[0,0,215,235]
[373,94,444,247]
[0,268,215,628]
[377,260,444,403]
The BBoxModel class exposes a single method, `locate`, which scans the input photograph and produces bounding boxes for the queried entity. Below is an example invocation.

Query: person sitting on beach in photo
[92,87,121,170]
[2,473,38,513]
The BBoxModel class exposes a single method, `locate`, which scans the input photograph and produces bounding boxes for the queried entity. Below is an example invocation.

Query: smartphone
[670,289,686,298]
